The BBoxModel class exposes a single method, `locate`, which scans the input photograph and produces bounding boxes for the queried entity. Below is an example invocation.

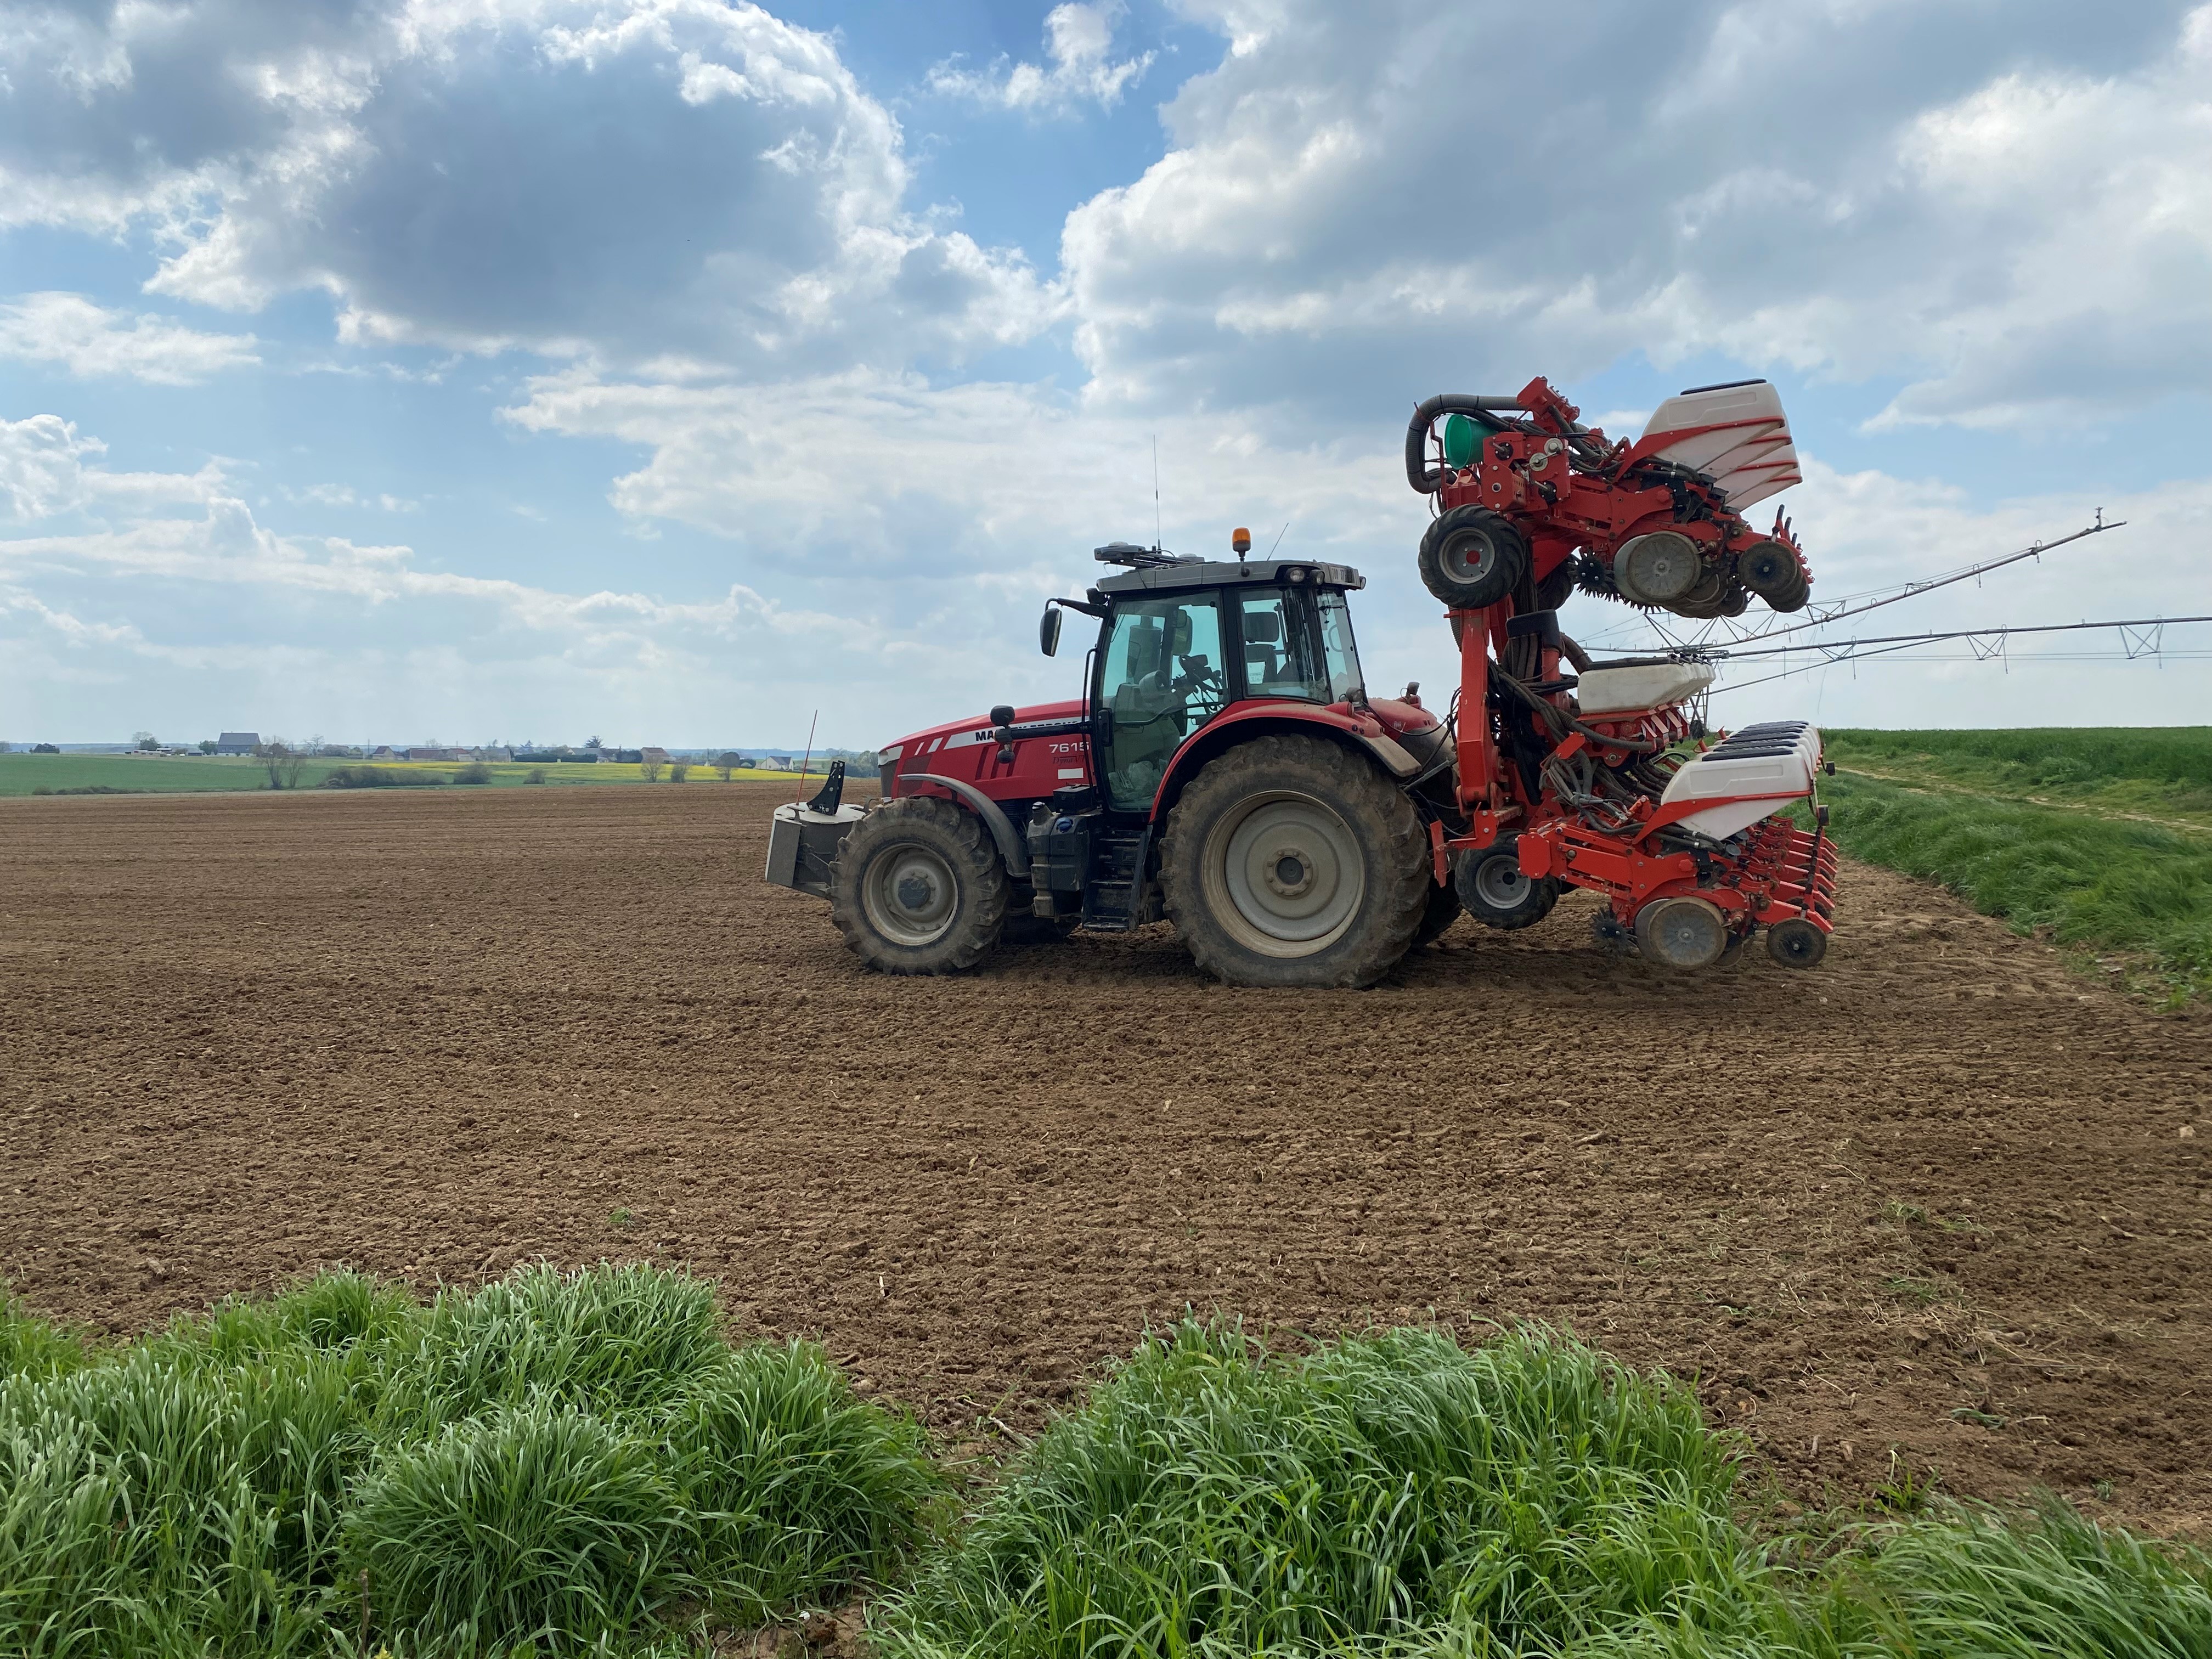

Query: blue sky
[3,0,2209,748]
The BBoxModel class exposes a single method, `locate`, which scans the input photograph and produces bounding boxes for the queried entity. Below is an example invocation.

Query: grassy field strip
[1811,770,2212,1007]
[1833,765,2212,838]
[1821,728,2212,828]
[5,1267,2210,1657]
[0,754,830,797]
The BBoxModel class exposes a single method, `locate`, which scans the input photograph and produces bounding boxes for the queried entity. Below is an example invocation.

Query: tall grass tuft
[1575,1499,2212,1658]
[664,1339,947,1624]
[341,1400,686,1655]
[873,1321,1751,1658]
[0,1294,90,1381]
[377,1261,728,1432]
[1,1263,946,1655]
[0,1344,368,1655]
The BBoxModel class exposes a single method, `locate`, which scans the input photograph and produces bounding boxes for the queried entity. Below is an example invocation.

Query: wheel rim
[1203,791,1366,957]
[862,841,961,947]
[1472,854,1529,911]
[1440,527,1499,586]
[1619,532,1700,602]
[1637,896,1725,970]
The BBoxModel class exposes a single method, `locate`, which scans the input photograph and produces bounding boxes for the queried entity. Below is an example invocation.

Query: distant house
[764,754,794,771]
[215,731,260,755]
[640,747,670,766]
[371,746,396,760]
[476,747,513,763]
[408,747,463,762]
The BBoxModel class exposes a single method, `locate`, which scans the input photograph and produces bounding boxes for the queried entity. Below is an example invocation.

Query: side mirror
[1039,602,1064,657]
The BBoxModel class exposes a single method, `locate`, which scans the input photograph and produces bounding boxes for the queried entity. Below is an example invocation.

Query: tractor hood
[874,699,1086,765]
[876,695,1434,766]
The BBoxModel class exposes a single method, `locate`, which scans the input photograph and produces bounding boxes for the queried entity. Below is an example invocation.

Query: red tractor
[765,377,1835,985]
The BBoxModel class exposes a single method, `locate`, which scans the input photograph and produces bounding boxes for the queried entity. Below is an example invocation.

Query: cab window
[1236,588,1364,705]
[1097,594,1226,809]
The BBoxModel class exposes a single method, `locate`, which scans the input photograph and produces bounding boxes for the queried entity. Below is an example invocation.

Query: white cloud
[283,484,420,512]
[0,0,1059,373]
[0,292,260,384]
[1059,1,2212,430]
[930,2,1154,113]
[0,415,227,521]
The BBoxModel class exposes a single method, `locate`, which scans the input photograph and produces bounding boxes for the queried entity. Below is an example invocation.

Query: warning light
[1232,527,1252,554]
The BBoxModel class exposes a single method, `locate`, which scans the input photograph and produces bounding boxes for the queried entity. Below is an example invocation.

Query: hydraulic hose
[1405,393,1526,493]
[1493,667,1661,754]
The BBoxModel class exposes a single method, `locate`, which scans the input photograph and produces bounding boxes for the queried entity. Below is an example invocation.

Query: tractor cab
[1070,545,1374,812]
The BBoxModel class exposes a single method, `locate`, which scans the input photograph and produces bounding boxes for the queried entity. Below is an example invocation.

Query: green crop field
[1816,727,2212,1006]
[0,754,819,797]
[0,753,336,795]
[5,1268,2207,1657]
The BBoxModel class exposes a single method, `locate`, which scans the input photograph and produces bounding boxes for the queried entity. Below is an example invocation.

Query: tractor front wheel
[830,795,1008,974]
[1161,735,1429,988]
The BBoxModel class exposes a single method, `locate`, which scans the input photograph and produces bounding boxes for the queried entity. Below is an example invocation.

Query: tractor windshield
[1236,588,1364,706]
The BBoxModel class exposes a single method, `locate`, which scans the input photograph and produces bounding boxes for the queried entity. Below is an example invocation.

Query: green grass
[875,1319,2212,1659]
[0,754,345,795]
[7,1285,2208,1657]
[0,1264,943,1657]
[1822,728,2212,828]
[1811,769,2212,1005]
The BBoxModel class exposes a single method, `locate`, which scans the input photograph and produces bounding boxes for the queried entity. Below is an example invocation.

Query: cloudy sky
[3,0,2208,748]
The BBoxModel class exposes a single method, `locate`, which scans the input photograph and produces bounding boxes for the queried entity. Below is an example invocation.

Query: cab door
[1093,592,1227,811]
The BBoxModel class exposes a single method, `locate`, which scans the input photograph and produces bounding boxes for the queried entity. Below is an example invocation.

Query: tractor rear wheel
[1419,507,1528,611]
[1454,838,1560,930]
[1161,734,1429,988]
[830,796,1008,974]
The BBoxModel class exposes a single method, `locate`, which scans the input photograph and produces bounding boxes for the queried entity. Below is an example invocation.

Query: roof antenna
[1267,521,1290,557]
[1152,436,1162,553]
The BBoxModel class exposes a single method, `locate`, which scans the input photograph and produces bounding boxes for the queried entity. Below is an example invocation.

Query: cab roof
[1094,558,1366,595]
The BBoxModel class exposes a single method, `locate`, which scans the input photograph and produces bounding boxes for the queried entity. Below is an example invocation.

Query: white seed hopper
[1638,380,1803,510]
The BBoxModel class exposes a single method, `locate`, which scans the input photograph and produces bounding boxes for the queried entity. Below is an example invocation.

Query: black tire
[1765,917,1828,969]
[829,796,1008,973]
[1454,837,1560,930]
[1419,507,1528,611]
[1160,734,1429,988]
[1737,540,1799,596]
[1412,881,1463,947]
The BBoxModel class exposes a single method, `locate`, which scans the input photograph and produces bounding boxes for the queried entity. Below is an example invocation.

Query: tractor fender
[1149,706,1419,823]
[895,772,1029,876]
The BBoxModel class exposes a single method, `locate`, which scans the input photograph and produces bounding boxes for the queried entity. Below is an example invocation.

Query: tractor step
[1080,830,1153,932]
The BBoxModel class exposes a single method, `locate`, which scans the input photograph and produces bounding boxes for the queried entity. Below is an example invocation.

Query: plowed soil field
[3,785,2208,1530]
